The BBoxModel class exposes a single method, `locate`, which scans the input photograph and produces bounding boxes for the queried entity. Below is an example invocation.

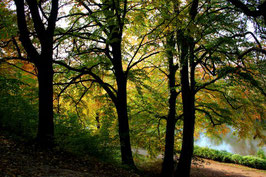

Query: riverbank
[1,131,265,177]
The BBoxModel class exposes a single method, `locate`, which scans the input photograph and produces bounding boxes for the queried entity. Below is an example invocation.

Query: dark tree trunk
[175,84,195,177]
[36,58,54,148]
[112,38,135,167]
[161,35,178,177]
[175,37,195,177]
[161,89,177,177]
[116,86,135,166]
[14,0,58,148]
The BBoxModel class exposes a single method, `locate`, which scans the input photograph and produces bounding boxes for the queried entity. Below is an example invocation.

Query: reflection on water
[195,131,266,156]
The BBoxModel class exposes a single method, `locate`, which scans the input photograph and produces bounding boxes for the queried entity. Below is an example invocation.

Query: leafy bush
[257,149,266,159]
[0,76,38,139]
[194,146,266,170]
[54,113,119,162]
[231,154,242,163]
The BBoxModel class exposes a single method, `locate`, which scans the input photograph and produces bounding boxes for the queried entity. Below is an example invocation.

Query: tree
[140,0,266,176]
[0,63,38,138]
[175,0,265,176]
[227,0,266,23]
[54,0,159,166]
[161,34,181,177]
[12,0,59,147]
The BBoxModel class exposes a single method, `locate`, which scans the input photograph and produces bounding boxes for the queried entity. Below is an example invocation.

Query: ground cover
[1,131,265,177]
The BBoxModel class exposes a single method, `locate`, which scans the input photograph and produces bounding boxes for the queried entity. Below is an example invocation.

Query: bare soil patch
[191,159,266,177]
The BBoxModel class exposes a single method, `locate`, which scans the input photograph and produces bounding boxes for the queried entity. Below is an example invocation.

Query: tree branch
[47,0,59,37]
[26,0,46,42]
[14,0,39,61]
[53,60,117,103]
[2,61,37,76]
[227,0,266,21]
[196,108,222,127]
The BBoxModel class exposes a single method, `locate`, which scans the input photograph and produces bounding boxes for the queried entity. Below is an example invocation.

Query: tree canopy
[0,0,265,177]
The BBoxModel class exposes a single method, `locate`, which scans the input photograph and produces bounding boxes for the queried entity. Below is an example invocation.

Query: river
[195,130,266,156]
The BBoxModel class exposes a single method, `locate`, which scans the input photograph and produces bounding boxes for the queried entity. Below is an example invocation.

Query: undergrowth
[194,146,266,170]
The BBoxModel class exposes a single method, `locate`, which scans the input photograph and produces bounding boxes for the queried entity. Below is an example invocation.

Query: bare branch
[57,73,84,99]
[47,0,59,37]
[196,108,222,127]
[227,0,266,22]
[195,75,223,93]
[53,60,117,103]
[126,51,161,74]
[26,0,46,41]
[203,87,242,110]
[79,0,109,35]
[238,47,266,59]
[2,61,37,76]
[14,0,39,60]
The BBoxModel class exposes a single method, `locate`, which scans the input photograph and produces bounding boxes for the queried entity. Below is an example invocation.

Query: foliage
[0,74,38,139]
[194,146,266,170]
[54,109,120,162]
[0,0,266,174]
[257,149,266,160]
[0,1,17,40]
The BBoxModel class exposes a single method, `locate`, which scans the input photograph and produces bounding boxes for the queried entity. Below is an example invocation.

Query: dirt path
[190,159,266,177]
[138,156,265,177]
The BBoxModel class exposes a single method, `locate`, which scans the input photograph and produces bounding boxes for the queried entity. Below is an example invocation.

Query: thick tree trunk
[115,70,135,167]
[161,35,177,177]
[116,87,135,167]
[36,58,54,148]
[161,90,177,177]
[14,0,58,149]
[175,50,195,177]
[112,38,135,167]
[176,93,195,177]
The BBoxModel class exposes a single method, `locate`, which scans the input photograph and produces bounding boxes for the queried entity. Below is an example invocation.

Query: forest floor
[190,159,266,177]
[0,132,265,177]
[140,158,266,177]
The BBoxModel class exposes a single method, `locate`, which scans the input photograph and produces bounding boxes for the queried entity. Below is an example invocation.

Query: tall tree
[161,33,182,177]
[13,0,59,147]
[54,0,158,166]
[175,0,265,176]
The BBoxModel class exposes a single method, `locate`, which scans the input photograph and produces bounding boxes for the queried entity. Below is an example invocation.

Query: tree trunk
[161,35,177,177]
[161,90,177,177]
[112,37,135,167]
[175,40,195,177]
[14,0,58,149]
[36,58,54,148]
[175,91,195,177]
[116,78,135,167]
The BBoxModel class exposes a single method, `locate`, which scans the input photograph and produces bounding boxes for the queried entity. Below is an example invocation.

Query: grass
[193,146,266,170]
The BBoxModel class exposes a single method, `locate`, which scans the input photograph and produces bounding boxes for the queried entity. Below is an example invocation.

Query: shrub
[257,149,266,159]
[54,113,119,162]
[193,146,266,170]
[0,76,38,139]
[231,154,242,163]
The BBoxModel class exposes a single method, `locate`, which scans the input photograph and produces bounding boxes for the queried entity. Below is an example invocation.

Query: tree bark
[36,58,54,147]
[176,87,195,177]
[112,35,135,167]
[161,89,177,177]
[116,87,135,166]
[175,36,195,177]
[14,0,58,148]
[161,35,178,177]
